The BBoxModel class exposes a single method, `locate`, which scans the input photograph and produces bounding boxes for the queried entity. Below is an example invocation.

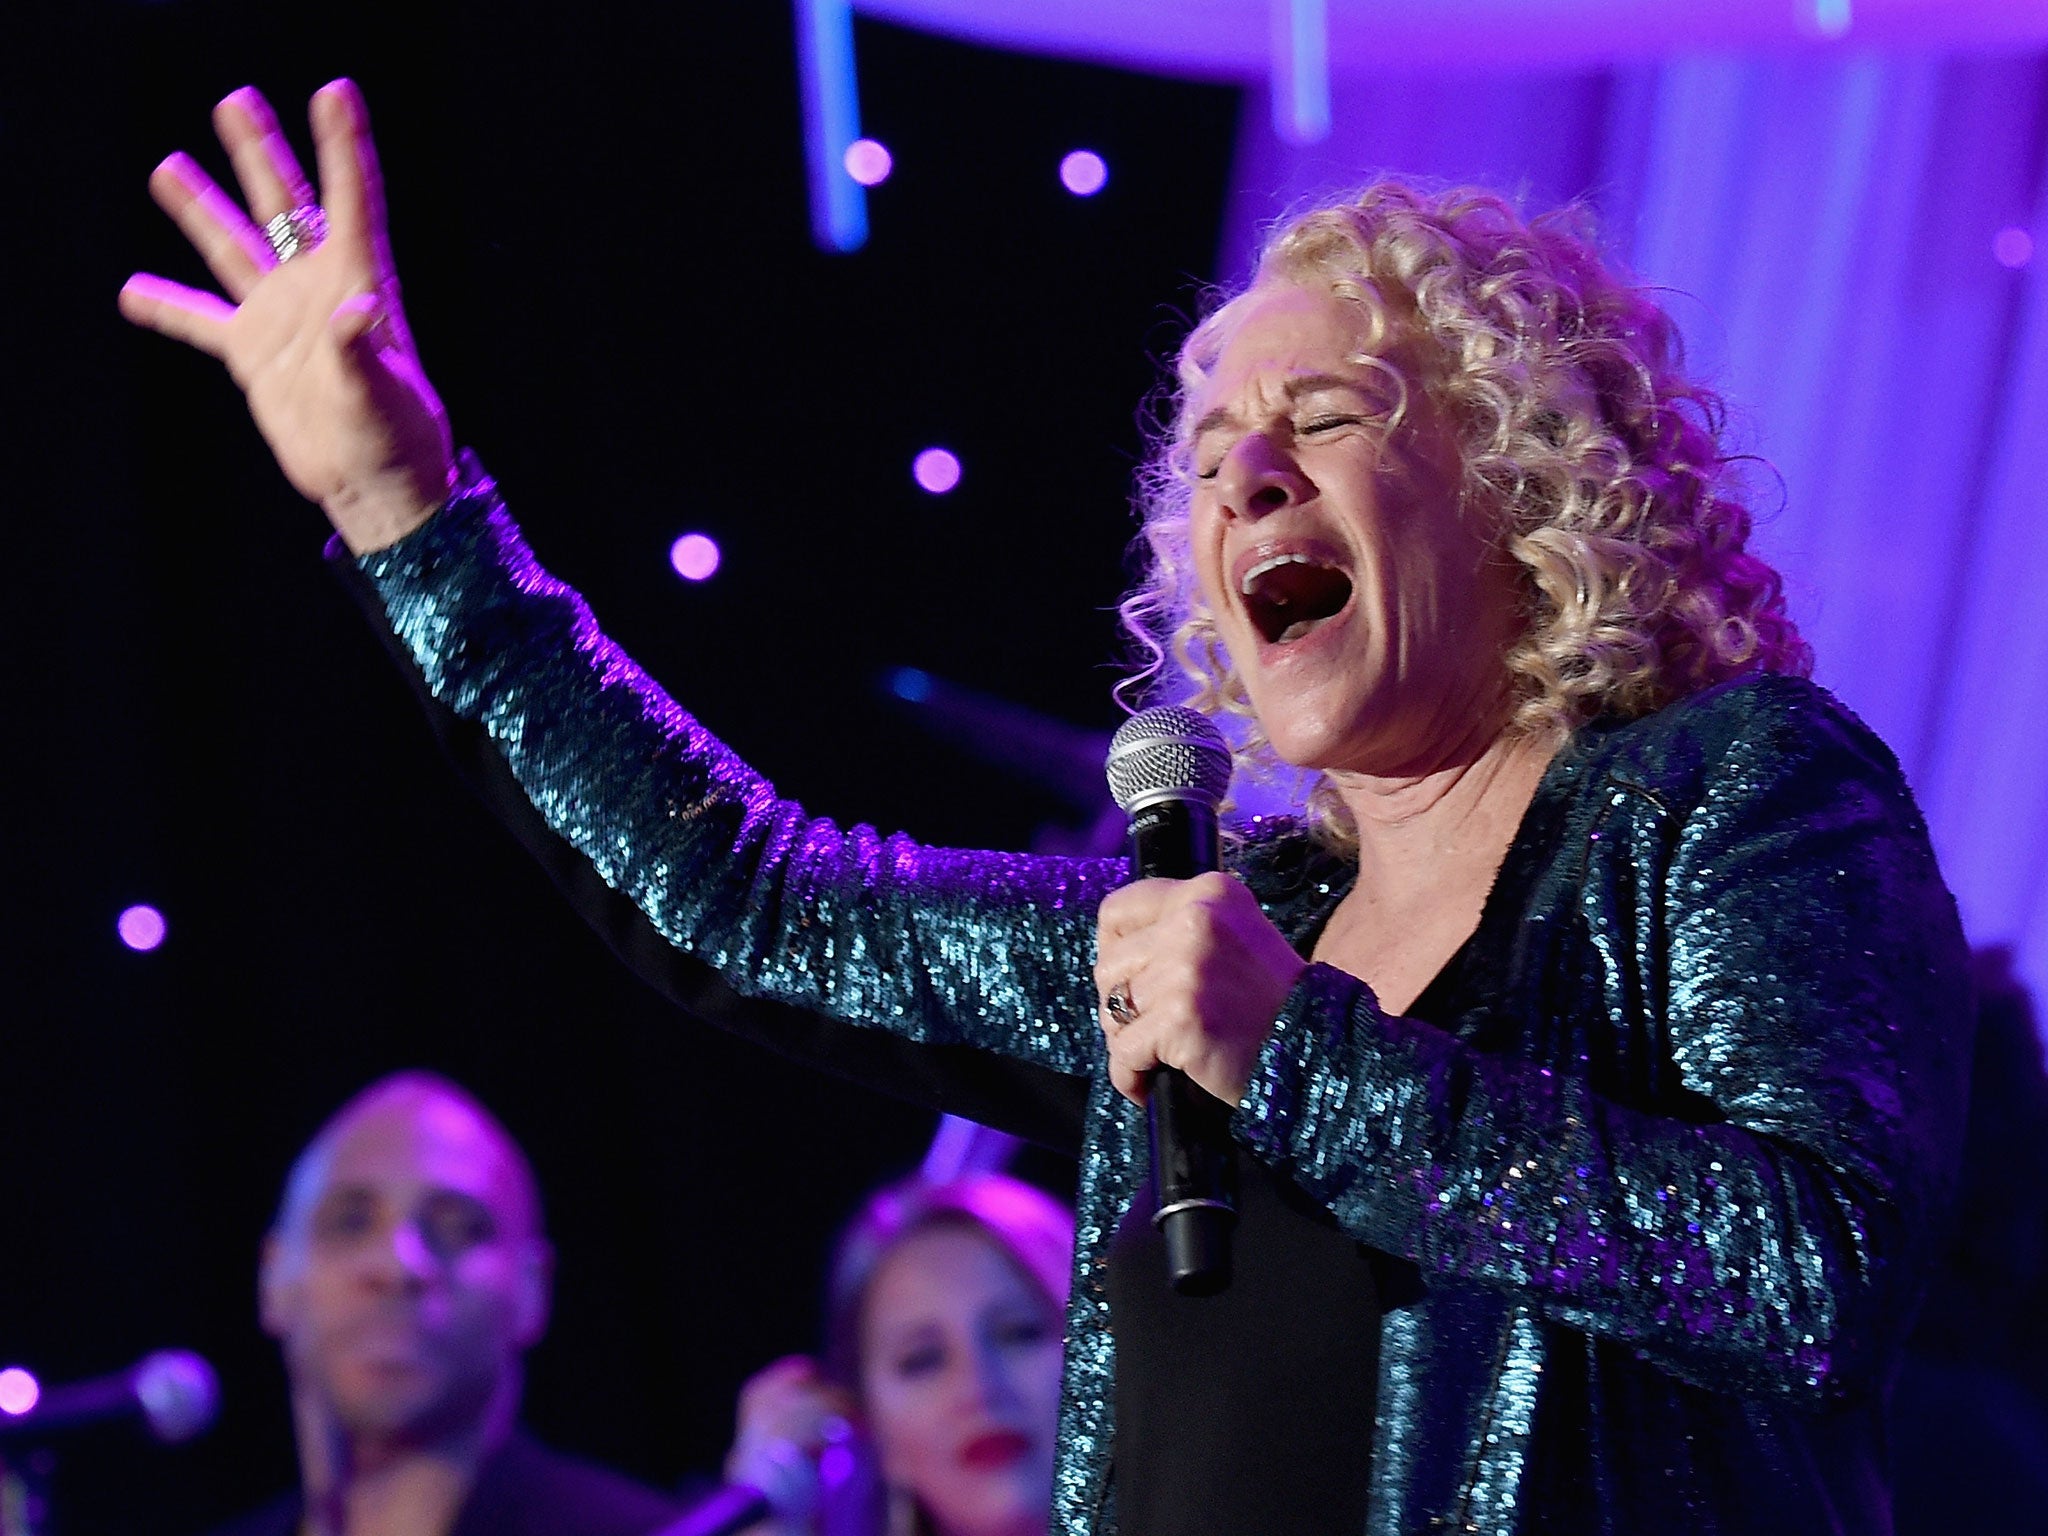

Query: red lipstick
[959,1429,1031,1471]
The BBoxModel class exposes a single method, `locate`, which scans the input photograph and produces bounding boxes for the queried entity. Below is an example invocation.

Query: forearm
[1237,965,1898,1401]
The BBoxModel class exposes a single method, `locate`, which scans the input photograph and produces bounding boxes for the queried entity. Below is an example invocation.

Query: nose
[363,1218,437,1291]
[1214,430,1309,522]
[966,1339,1020,1411]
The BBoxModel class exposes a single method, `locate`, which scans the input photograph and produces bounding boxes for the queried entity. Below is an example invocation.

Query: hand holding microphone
[1098,708,1307,1294]
[1095,872,1308,1108]
[660,1356,855,1536]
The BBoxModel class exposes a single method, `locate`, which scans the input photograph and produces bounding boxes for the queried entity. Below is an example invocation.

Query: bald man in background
[206,1072,681,1536]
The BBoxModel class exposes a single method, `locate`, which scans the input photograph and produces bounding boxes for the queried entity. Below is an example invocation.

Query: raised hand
[726,1355,857,1534]
[121,80,454,554]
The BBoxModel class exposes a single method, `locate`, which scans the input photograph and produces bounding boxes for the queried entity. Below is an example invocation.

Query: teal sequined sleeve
[350,457,1118,1089]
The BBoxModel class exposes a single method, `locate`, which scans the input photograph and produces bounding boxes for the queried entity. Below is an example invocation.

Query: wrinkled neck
[1332,722,1561,897]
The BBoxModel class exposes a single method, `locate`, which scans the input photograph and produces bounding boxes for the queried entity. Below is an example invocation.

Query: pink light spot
[0,1368,39,1417]
[1994,226,2034,270]
[118,904,167,952]
[669,533,722,582]
[913,448,962,495]
[1060,150,1108,197]
[844,138,893,187]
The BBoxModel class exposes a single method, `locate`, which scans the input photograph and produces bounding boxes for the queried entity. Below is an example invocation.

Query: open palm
[121,81,453,554]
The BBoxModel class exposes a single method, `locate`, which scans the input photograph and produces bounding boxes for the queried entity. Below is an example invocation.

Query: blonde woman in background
[728,1175,1070,1536]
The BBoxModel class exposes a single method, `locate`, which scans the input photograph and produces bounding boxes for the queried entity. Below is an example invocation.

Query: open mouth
[1240,553,1354,645]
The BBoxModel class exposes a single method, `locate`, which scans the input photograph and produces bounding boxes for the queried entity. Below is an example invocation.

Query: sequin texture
[351,458,1970,1535]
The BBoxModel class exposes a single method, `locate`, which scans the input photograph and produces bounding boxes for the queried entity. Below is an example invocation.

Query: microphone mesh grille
[1105,706,1232,812]
[135,1351,219,1444]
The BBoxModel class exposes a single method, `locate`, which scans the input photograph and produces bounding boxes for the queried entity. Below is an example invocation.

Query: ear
[511,1237,554,1349]
[257,1232,294,1340]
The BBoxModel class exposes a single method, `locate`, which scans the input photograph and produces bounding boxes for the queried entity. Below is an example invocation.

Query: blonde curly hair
[1121,182,1811,852]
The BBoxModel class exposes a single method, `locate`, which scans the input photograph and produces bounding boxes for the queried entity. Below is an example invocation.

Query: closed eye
[1192,411,1371,480]
[894,1345,945,1378]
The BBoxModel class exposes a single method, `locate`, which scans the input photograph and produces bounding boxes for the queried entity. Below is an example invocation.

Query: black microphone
[653,1418,851,1536]
[0,1351,219,1444]
[1105,705,1238,1296]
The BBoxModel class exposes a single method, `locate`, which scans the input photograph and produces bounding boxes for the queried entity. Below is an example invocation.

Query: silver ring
[1105,982,1138,1028]
[263,203,329,263]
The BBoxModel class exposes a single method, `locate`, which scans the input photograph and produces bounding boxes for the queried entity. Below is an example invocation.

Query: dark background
[1,3,1237,1528]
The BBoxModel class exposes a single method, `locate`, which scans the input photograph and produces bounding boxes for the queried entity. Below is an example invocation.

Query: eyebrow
[1190,373,1376,442]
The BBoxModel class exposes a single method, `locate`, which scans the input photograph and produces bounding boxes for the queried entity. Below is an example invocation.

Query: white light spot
[843,138,893,187]
[1994,226,2034,270]
[118,905,167,952]
[913,448,962,495]
[0,1368,38,1417]
[669,533,722,582]
[1060,150,1108,197]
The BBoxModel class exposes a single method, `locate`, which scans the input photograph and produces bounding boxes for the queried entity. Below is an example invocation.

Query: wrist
[323,457,457,555]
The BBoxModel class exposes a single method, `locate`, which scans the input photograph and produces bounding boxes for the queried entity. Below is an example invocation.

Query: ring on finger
[1105,981,1138,1028]
[263,203,329,263]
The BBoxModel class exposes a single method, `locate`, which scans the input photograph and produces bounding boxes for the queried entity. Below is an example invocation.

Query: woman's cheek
[1025,1341,1065,1420]
[868,1374,941,1488]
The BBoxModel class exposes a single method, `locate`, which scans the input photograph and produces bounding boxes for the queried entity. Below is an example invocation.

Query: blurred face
[1187,282,1524,777]
[259,1089,548,1448]
[860,1225,1063,1536]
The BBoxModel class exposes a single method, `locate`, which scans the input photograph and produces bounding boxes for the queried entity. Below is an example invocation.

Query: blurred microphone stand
[0,1450,52,1536]
[0,1350,219,1535]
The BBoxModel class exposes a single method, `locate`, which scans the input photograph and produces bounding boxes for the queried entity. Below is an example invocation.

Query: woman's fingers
[213,87,312,227]
[312,79,392,274]
[1093,870,1304,1106]
[1104,1012,1161,1103]
[118,273,234,358]
[147,152,273,301]
[1096,877,1180,943]
[735,1355,851,1450]
[329,289,388,350]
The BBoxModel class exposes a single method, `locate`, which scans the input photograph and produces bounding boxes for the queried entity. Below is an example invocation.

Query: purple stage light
[669,533,722,582]
[913,448,962,494]
[0,1367,38,1417]
[1060,150,1109,197]
[1994,227,2034,270]
[118,904,167,952]
[844,138,893,186]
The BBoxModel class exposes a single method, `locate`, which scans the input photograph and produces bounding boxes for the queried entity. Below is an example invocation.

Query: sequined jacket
[341,459,1969,1536]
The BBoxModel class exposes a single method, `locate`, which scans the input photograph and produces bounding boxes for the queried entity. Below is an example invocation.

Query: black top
[1102,880,1437,1536]
[202,1430,683,1536]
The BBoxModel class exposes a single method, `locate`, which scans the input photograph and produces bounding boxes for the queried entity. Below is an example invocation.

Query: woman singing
[122,80,1970,1536]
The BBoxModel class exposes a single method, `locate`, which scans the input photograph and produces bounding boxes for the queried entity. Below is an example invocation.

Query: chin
[1255,701,1381,776]
[919,1468,1047,1536]
[331,1363,482,1445]
[337,1385,447,1439]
